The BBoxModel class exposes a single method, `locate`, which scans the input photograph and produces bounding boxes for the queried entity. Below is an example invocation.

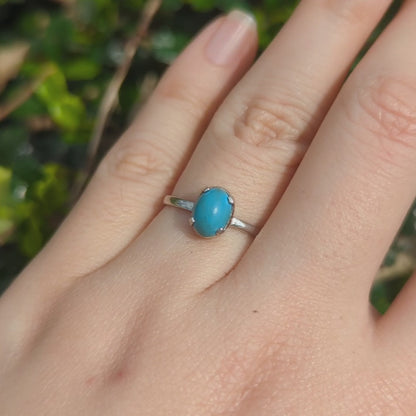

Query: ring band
[163,187,258,238]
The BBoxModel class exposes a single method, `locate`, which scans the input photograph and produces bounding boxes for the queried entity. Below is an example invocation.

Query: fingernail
[205,10,256,66]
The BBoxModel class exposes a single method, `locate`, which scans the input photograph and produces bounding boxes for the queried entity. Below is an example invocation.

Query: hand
[1,1,416,414]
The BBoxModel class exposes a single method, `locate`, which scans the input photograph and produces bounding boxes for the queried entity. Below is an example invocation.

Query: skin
[1,0,416,414]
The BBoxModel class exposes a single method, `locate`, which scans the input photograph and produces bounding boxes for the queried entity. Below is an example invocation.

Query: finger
[234,0,416,317]
[0,12,257,349]
[35,12,256,276]
[115,0,392,293]
[21,12,256,278]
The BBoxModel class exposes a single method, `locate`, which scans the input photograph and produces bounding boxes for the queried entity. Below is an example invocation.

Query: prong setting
[215,227,225,236]
[189,217,195,227]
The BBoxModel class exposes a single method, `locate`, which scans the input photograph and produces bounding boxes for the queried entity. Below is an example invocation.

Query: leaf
[32,163,68,216]
[0,166,12,201]
[19,216,43,257]
[64,59,101,80]
[35,65,86,131]
[48,94,86,131]
[36,67,67,104]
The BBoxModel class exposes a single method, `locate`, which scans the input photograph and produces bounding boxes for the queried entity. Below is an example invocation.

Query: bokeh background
[0,0,414,312]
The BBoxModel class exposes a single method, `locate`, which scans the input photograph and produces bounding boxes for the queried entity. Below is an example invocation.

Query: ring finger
[0,12,257,350]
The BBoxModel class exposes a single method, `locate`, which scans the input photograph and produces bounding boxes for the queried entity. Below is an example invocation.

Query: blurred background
[0,0,413,312]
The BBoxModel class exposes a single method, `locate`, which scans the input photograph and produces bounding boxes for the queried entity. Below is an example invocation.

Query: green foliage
[0,0,413,313]
[35,65,86,133]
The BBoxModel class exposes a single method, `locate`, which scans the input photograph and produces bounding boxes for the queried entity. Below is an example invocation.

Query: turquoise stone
[192,187,234,238]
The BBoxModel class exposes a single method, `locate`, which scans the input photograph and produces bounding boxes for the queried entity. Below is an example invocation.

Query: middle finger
[115,0,392,291]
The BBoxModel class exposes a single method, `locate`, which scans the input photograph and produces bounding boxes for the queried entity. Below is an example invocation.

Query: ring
[163,187,259,238]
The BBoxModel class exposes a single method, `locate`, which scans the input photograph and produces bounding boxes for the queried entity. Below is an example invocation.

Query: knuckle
[98,134,173,186]
[155,74,210,120]
[217,96,311,169]
[234,96,307,147]
[346,75,416,167]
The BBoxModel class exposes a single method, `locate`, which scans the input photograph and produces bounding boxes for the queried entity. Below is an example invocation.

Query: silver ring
[163,187,258,238]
